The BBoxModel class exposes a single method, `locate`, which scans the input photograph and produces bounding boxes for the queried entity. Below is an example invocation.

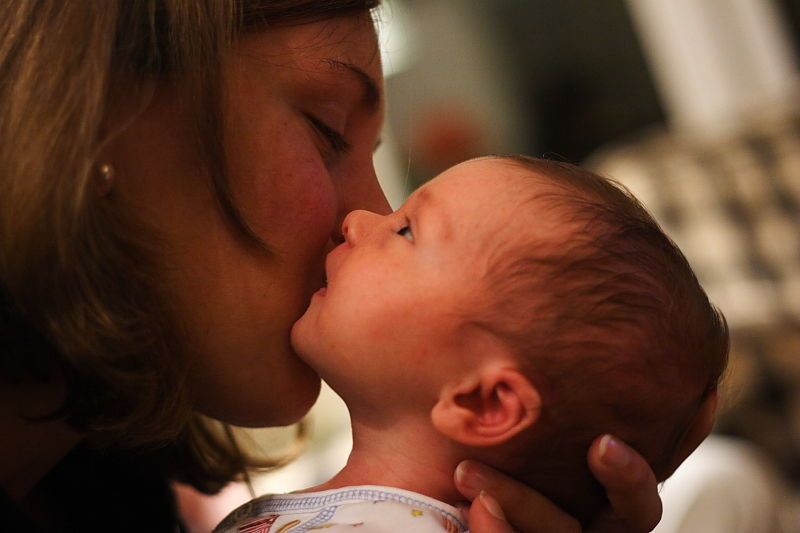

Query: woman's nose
[331,167,390,244]
[356,164,391,215]
[342,210,382,245]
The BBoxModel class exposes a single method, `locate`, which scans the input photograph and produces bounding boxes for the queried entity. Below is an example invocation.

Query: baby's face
[291,158,559,407]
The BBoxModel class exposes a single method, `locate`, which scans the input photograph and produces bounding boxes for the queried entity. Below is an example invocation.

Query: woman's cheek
[250,157,339,253]
[288,167,339,256]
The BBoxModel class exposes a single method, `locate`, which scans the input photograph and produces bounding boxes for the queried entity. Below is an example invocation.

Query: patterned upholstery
[589,113,800,482]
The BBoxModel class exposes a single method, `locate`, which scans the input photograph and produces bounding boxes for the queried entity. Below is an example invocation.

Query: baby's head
[292,156,728,524]
[452,156,729,522]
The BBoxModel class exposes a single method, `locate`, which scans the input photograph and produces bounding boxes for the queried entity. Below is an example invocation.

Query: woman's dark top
[0,486,37,531]
[1,444,183,532]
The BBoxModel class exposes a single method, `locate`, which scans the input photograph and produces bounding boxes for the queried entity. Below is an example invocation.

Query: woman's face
[109,14,387,426]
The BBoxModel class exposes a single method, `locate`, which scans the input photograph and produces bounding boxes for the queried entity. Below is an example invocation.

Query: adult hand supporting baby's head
[456,392,718,532]
[587,391,719,533]
[584,435,661,533]
[455,460,581,533]
[455,440,660,533]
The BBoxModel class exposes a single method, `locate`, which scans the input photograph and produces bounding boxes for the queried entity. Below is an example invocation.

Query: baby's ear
[430,365,541,447]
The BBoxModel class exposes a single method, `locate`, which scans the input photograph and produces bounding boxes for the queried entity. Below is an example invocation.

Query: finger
[587,435,661,532]
[455,460,581,533]
[466,492,515,533]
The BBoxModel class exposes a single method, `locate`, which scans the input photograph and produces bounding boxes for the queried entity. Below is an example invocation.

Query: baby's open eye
[397,225,414,242]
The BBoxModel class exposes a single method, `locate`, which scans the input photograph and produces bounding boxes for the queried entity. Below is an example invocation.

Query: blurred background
[185,1,800,531]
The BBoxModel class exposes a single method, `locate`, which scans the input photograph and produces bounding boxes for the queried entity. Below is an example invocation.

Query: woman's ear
[430,366,541,447]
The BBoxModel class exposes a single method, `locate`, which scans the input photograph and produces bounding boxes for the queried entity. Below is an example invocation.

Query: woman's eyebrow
[323,59,382,114]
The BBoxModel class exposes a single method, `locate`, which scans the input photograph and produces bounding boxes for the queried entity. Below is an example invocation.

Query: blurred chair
[590,107,800,532]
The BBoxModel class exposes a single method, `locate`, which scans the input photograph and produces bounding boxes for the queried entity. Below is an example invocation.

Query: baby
[216,156,729,532]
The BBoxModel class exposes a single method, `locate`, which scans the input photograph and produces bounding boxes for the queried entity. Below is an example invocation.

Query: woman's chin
[234,368,321,428]
[266,369,322,426]
[201,356,322,428]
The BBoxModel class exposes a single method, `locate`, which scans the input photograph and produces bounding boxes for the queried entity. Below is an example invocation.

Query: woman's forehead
[236,14,380,69]
[233,15,383,113]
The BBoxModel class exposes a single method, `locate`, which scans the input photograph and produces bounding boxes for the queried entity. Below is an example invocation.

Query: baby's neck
[302,416,463,505]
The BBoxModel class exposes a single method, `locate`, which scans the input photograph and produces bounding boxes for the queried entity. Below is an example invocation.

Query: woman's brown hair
[0,0,378,491]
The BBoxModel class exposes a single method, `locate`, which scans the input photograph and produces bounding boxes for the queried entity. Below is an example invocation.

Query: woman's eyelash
[304,113,351,155]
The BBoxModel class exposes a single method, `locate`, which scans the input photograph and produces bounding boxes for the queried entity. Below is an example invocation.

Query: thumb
[467,491,515,533]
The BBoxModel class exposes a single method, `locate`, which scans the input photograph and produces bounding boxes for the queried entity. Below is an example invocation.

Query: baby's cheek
[360,297,423,345]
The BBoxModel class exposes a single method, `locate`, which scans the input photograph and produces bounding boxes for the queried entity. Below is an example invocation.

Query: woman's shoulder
[30,443,183,532]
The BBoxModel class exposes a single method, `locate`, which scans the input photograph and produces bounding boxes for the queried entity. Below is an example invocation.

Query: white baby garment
[214,485,468,533]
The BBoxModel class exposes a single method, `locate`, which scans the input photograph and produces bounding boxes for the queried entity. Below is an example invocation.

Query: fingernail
[599,434,632,468]
[479,491,507,522]
[455,461,488,495]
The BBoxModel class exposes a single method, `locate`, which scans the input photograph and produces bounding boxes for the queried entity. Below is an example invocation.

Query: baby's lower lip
[314,287,327,297]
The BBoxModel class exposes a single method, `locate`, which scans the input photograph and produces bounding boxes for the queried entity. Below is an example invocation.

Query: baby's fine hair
[472,156,729,525]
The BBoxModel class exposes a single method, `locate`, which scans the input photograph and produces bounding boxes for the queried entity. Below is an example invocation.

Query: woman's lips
[321,243,347,297]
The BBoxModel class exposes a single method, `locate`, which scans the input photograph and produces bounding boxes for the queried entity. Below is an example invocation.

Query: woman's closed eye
[304,112,351,161]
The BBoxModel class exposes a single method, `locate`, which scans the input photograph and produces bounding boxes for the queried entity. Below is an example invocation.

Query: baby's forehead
[412,158,591,260]
[460,158,579,223]
[459,158,569,201]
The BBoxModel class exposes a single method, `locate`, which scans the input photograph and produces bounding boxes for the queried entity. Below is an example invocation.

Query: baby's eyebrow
[410,188,453,240]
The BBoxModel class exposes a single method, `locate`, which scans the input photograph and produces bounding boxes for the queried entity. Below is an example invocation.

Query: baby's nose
[342,210,378,245]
